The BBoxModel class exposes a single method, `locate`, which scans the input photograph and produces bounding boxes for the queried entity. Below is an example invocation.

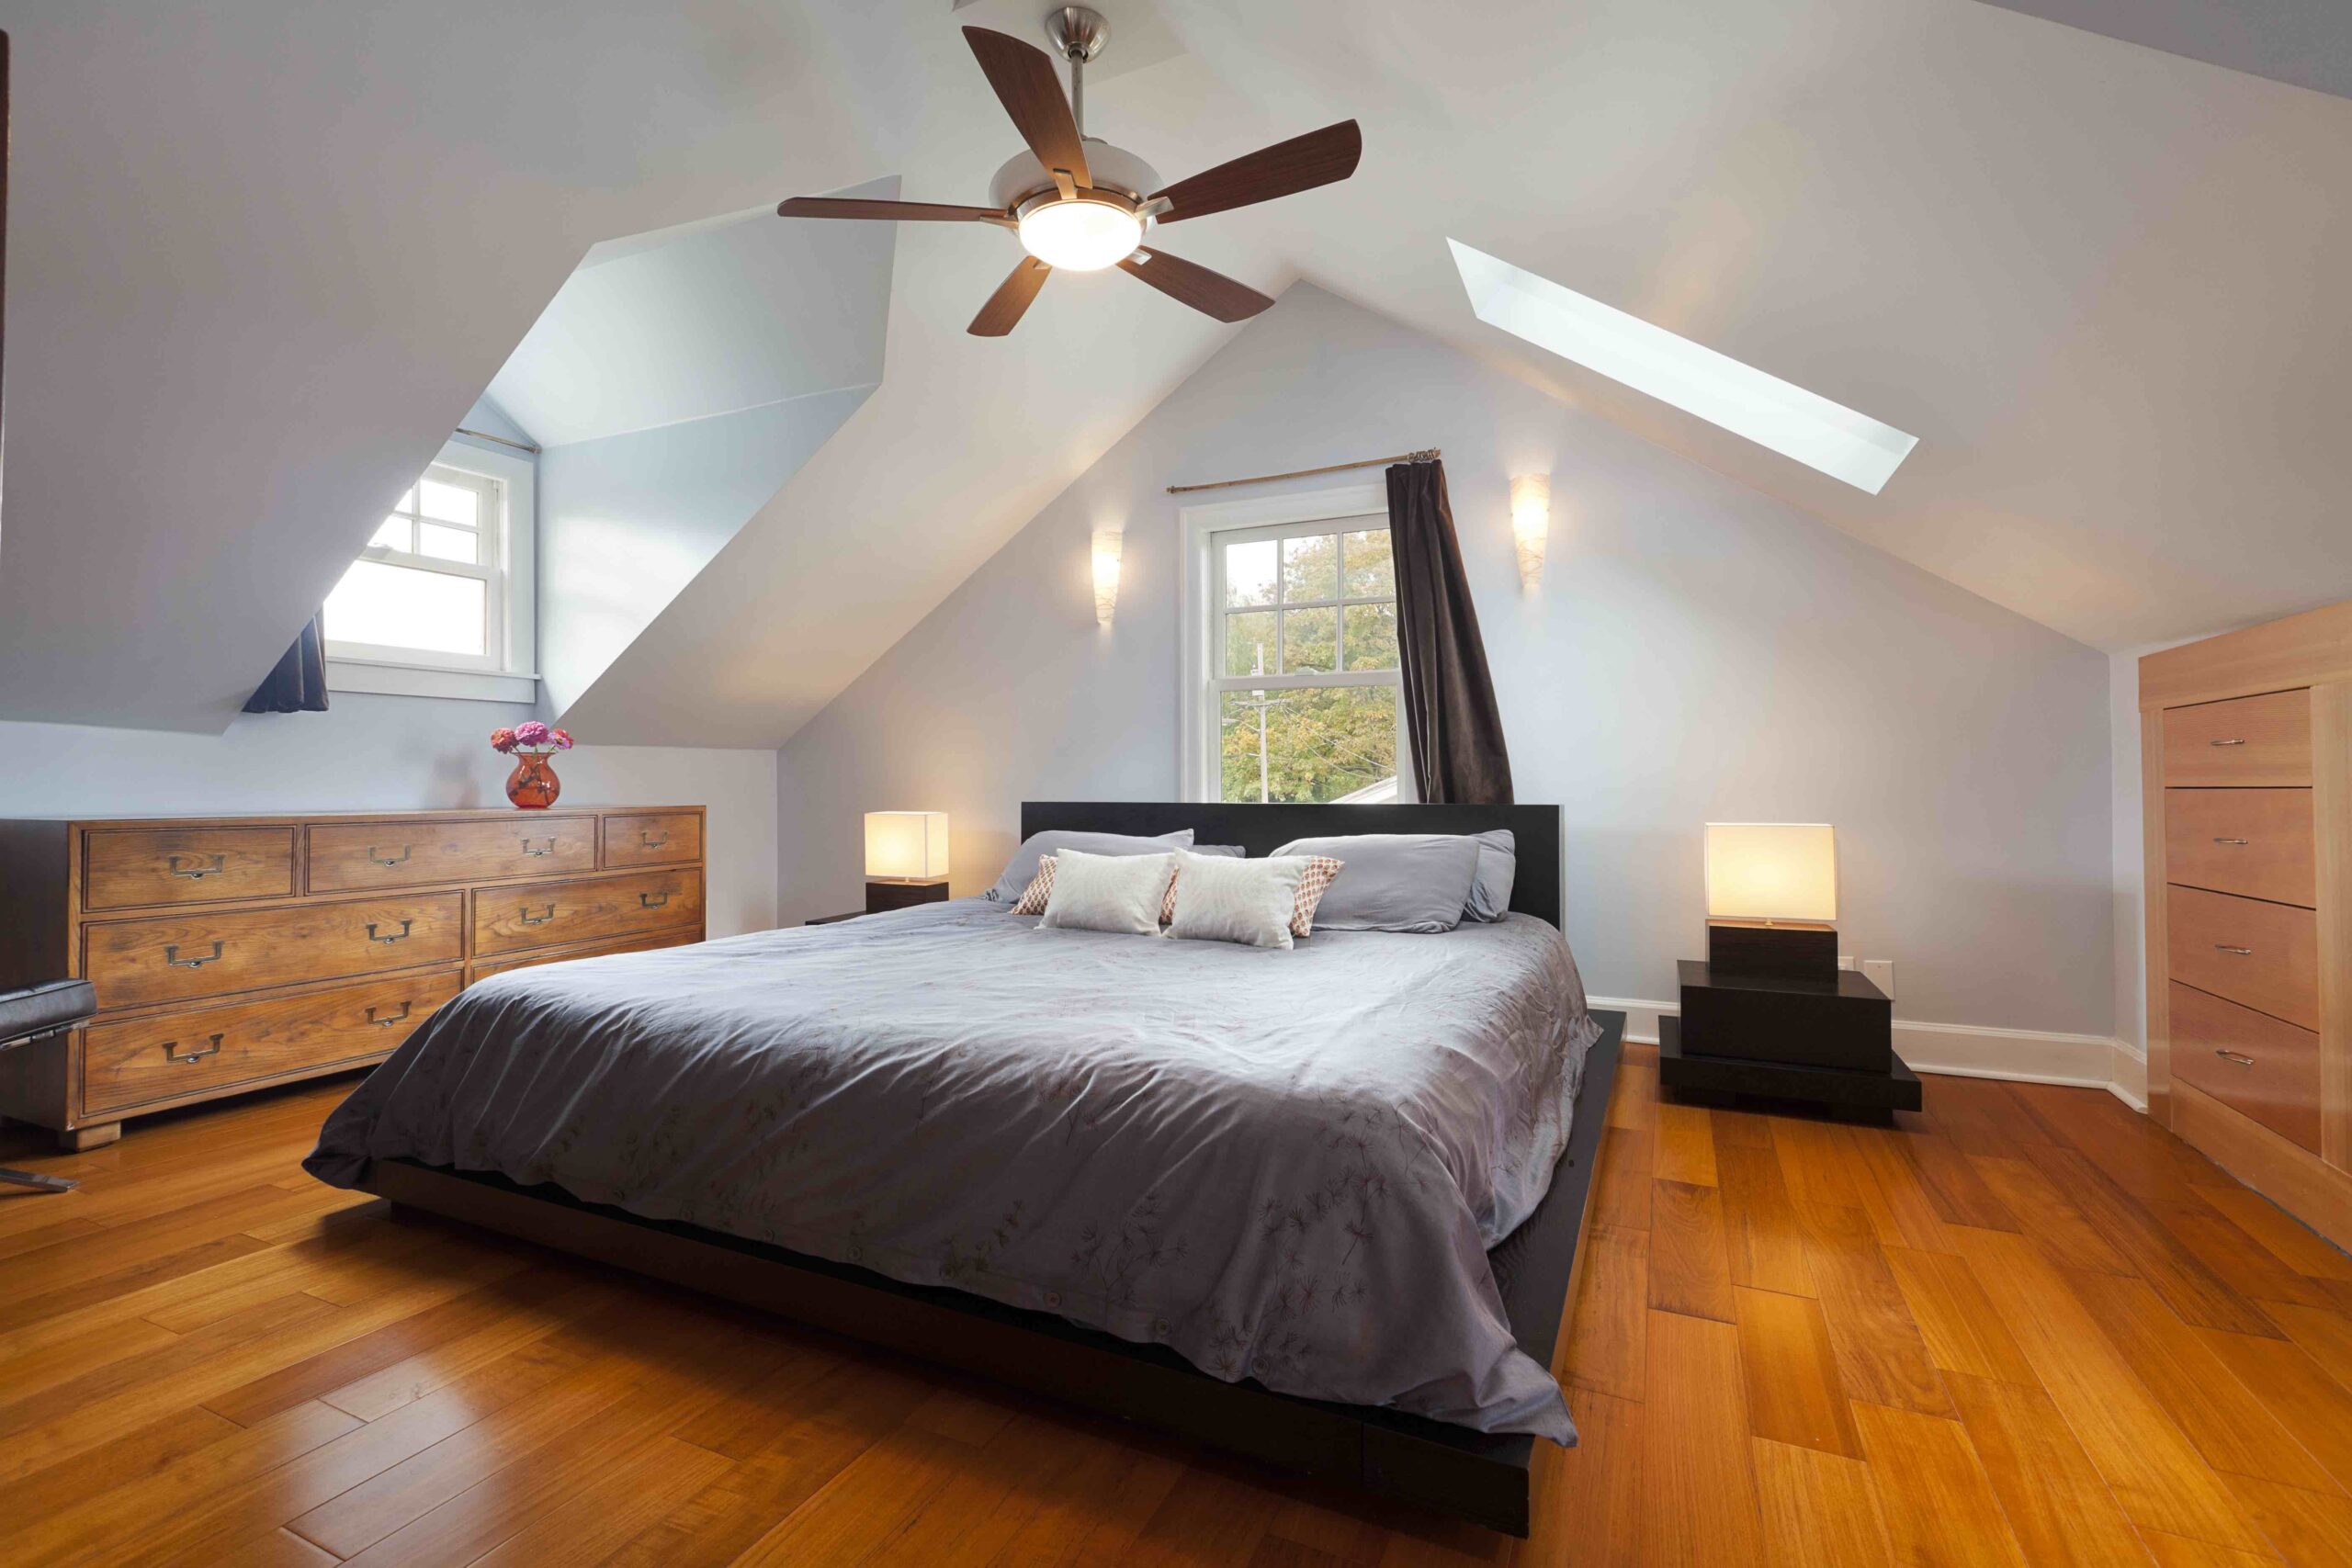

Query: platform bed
[353,801,1617,1536]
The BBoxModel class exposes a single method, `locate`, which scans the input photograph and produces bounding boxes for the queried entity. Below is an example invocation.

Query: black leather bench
[0,980,97,1192]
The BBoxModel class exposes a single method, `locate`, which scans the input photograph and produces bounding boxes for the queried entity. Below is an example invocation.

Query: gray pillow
[986,828,1193,903]
[1193,844,1247,859]
[1465,829,1517,922]
[1268,833,1483,933]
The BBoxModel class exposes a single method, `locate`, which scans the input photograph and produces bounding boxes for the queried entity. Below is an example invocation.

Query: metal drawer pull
[367,1002,413,1028]
[519,904,556,926]
[520,837,555,857]
[2213,943,2254,955]
[2211,837,2250,846]
[168,853,226,880]
[2209,738,2247,747]
[639,891,670,909]
[639,834,668,850]
[2214,1048,2256,1067]
[367,919,413,944]
[164,1032,224,1064]
[164,941,223,969]
[368,846,412,867]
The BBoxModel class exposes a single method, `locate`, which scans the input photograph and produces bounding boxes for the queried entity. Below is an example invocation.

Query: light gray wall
[776,284,2117,1036]
[0,696,776,936]
[537,386,876,715]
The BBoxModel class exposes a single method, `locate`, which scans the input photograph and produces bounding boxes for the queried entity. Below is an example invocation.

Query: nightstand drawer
[309,816,598,892]
[2166,885,2317,1031]
[84,894,466,1011]
[82,970,459,1114]
[84,827,296,910]
[2163,690,2311,787]
[2169,982,2321,1153]
[2165,788,2314,907]
[472,869,703,957]
[602,811,701,870]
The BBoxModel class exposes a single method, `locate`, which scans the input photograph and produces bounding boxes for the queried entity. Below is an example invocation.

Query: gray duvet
[307,897,1600,1440]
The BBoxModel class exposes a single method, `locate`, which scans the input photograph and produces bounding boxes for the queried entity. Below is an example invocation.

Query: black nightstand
[1657,959,1920,1116]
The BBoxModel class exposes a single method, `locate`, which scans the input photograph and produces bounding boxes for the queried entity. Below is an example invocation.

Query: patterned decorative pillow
[1290,855,1344,937]
[1011,854,1059,915]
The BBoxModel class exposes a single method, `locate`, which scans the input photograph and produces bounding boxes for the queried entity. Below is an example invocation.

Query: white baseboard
[1589,995,2144,1111]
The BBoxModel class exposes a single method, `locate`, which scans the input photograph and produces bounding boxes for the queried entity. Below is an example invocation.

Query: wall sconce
[1091,527,1124,623]
[1510,474,1550,589]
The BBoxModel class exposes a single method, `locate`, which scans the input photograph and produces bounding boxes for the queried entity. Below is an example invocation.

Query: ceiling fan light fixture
[1016,195,1143,272]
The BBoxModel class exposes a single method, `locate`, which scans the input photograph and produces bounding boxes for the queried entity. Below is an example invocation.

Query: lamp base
[865,877,950,914]
[1706,919,1838,984]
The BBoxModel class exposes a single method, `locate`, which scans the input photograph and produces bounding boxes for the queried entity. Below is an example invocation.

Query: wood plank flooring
[6,1049,2352,1564]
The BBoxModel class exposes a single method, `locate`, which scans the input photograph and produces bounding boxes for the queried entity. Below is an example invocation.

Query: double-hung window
[1183,488,1406,804]
[323,437,537,702]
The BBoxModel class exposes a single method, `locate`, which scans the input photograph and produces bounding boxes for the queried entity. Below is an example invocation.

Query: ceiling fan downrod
[1045,6,1109,139]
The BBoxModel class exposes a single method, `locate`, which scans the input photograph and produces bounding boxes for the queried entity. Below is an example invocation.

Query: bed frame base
[358,1012,1622,1538]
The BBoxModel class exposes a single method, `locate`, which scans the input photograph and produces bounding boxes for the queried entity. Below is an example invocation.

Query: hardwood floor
[6,1048,2352,1565]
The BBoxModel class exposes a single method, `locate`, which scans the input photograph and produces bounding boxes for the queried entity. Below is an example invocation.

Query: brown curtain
[1386,458,1513,804]
[242,613,330,714]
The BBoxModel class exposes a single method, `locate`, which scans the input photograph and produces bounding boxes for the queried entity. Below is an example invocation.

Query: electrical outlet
[1838,954,1857,971]
[1862,958,1895,1000]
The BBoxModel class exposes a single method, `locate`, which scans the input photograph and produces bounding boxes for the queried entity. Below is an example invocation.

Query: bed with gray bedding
[307,896,1601,1440]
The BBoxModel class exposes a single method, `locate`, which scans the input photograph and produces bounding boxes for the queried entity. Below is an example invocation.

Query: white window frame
[325,435,537,704]
[1177,482,1412,805]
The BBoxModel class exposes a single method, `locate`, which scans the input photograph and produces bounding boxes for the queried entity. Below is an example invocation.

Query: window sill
[324,658,539,705]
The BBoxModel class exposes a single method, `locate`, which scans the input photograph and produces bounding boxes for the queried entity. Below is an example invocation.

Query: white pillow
[1165,850,1309,950]
[1039,849,1177,937]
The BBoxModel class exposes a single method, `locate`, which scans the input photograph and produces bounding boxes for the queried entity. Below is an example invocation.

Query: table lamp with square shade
[865,811,950,914]
[1703,822,1838,982]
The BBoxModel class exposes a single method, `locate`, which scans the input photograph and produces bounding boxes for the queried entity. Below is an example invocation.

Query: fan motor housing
[989,139,1164,209]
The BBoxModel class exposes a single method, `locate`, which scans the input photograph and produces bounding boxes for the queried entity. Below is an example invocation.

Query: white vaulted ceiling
[2,0,2348,742]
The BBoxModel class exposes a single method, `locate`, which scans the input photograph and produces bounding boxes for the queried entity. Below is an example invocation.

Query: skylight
[1447,239,1918,495]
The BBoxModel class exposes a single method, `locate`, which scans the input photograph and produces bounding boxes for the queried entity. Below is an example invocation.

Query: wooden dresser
[2141,604,2351,1250]
[0,806,706,1148]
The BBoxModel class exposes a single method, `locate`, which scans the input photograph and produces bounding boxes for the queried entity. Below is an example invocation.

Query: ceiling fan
[776,6,1361,337]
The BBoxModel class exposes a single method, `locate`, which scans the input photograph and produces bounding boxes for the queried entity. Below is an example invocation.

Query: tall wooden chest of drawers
[2141,606,2351,1249]
[0,806,706,1147]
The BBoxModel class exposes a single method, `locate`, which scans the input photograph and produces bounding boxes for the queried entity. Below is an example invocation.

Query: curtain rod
[455,425,541,456]
[1165,448,1440,495]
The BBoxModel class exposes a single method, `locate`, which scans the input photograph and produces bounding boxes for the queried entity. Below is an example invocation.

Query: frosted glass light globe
[1019,198,1143,272]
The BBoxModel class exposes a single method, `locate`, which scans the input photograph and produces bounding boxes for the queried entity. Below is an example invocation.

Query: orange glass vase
[505,752,560,809]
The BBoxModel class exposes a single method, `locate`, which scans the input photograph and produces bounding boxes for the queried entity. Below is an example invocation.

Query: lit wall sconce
[1091,527,1124,623]
[1510,474,1550,589]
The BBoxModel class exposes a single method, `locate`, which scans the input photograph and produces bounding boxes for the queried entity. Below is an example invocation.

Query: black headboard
[1020,802,1562,929]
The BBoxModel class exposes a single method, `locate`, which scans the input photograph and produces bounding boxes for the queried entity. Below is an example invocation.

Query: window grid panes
[325,461,505,671]
[1211,517,1404,805]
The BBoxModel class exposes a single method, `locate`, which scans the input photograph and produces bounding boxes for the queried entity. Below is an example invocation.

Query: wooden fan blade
[1149,121,1362,224]
[1117,249,1274,323]
[969,257,1052,336]
[963,28,1091,190]
[777,197,1003,223]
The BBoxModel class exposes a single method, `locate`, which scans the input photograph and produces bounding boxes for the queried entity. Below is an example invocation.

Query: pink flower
[514,720,551,747]
[489,728,517,754]
[550,728,574,750]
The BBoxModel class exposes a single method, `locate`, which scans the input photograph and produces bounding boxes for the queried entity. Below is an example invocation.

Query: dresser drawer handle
[2209,738,2247,747]
[518,904,556,926]
[2214,1048,2256,1067]
[367,919,413,944]
[639,891,670,909]
[2211,837,2250,846]
[2212,944,2254,955]
[167,853,227,880]
[367,1002,413,1028]
[639,834,669,850]
[368,846,412,867]
[520,837,555,858]
[164,1032,224,1064]
[163,941,223,969]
